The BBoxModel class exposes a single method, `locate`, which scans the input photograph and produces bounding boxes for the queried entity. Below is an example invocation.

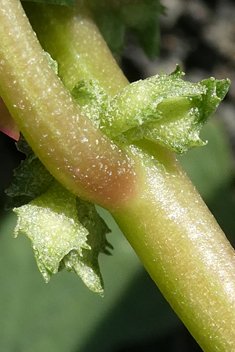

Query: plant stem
[113,140,235,351]
[23,2,128,95]
[2,1,235,351]
[0,0,137,209]
[28,4,235,350]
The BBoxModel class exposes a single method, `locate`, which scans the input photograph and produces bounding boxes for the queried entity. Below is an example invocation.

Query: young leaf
[14,181,89,281]
[72,67,230,154]
[116,70,230,153]
[73,198,112,294]
[6,135,112,293]
[71,79,109,130]
[21,0,74,7]
[14,180,111,295]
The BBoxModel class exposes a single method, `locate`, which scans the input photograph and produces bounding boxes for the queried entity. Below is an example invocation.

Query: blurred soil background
[1,0,235,351]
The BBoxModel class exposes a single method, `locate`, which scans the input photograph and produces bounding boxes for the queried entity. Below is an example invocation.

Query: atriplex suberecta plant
[0,1,235,351]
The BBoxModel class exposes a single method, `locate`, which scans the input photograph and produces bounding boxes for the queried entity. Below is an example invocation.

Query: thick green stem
[113,141,235,351]
[23,2,128,96]
[29,5,235,350]
[0,0,137,209]
[1,2,235,351]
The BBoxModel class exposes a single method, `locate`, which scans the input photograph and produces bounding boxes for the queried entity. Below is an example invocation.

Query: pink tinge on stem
[72,152,138,210]
[0,96,20,140]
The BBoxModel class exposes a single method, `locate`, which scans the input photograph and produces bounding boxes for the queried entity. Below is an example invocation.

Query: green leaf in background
[86,0,164,58]
[14,180,111,294]
[21,0,74,7]
[118,0,165,58]
[93,9,126,55]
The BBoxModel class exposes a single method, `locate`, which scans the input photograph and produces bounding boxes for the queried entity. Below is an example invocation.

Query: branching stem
[0,0,137,209]
[1,1,235,351]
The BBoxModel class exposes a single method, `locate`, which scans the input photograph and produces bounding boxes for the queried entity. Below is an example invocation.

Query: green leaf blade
[7,136,112,294]
[74,199,112,295]
[14,181,89,282]
[12,177,111,294]
[99,67,230,153]
[118,0,164,58]
[71,68,230,154]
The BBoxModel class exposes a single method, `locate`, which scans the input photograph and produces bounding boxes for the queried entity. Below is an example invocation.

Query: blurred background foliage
[1,0,235,351]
